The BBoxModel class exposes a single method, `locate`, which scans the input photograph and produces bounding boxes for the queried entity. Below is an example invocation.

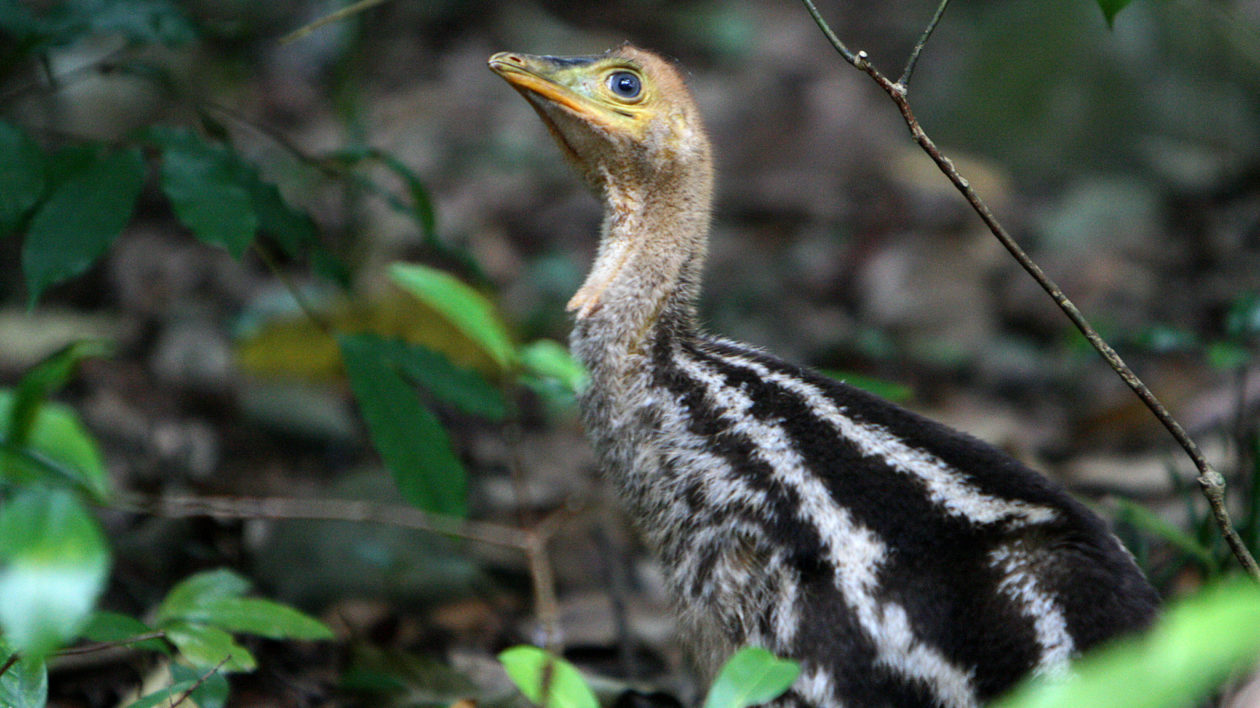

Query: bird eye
[607,71,642,100]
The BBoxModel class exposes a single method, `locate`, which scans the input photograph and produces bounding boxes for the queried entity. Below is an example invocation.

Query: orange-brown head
[488,44,711,201]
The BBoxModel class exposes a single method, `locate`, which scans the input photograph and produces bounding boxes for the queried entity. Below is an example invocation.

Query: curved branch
[800,0,1260,580]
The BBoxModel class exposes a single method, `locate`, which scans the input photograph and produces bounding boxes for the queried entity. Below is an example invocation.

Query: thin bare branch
[55,632,167,657]
[115,492,535,551]
[801,0,1260,580]
[898,0,952,87]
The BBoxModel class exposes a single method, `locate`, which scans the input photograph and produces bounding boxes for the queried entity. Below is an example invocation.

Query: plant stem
[800,0,1260,580]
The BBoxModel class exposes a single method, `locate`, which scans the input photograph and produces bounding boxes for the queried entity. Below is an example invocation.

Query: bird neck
[569,162,713,378]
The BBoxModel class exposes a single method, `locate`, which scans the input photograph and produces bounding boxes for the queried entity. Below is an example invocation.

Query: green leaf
[498,646,599,708]
[82,611,169,654]
[365,335,506,420]
[519,340,588,395]
[0,121,46,238]
[162,621,256,673]
[389,263,516,371]
[170,662,230,708]
[703,647,801,708]
[246,175,320,259]
[0,391,111,500]
[177,596,333,640]
[373,151,436,242]
[996,577,1260,708]
[1096,0,1134,27]
[9,340,112,448]
[156,568,251,623]
[0,637,47,708]
[339,334,467,516]
[22,147,145,305]
[1130,325,1198,354]
[152,127,257,258]
[1206,341,1250,370]
[0,488,110,658]
[1111,498,1217,573]
[128,680,199,708]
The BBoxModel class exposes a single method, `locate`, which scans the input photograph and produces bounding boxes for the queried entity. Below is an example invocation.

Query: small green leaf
[170,662,230,708]
[389,263,516,371]
[703,647,801,708]
[498,646,599,708]
[1096,0,1134,27]
[339,334,468,515]
[0,488,110,658]
[156,568,251,623]
[152,127,257,258]
[373,151,436,242]
[0,637,47,708]
[178,596,333,640]
[163,621,256,673]
[82,611,169,654]
[996,577,1260,708]
[0,121,46,238]
[0,391,111,500]
[22,147,145,305]
[9,340,112,448]
[129,680,199,708]
[519,339,588,395]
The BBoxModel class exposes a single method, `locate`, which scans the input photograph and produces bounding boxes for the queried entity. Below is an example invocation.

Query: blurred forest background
[3,0,1260,705]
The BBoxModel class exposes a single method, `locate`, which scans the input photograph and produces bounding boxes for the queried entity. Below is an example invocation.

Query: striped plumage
[490,44,1159,707]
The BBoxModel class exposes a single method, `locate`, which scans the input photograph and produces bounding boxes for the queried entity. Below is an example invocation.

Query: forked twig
[800,0,1260,580]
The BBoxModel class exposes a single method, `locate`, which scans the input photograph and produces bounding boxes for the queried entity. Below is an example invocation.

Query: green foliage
[996,577,1260,708]
[21,147,146,306]
[154,568,333,673]
[498,646,599,708]
[520,339,589,395]
[0,488,110,658]
[150,127,259,258]
[0,637,47,708]
[390,263,518,371]
[703,647,801,708]
[0,122,45,239]
[339,333,469,516]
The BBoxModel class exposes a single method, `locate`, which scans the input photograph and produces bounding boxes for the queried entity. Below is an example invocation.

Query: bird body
[489,45,1158,707]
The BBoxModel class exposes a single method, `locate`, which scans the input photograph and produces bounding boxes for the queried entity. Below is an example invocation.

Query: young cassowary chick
[488,44,1159,707]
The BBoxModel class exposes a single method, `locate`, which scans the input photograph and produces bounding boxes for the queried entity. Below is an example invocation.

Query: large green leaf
[176,596,333,640]
[364,334,506,420]
[703,647,801,708]
[22,147,145,305]
[0,637,47,708]
[498,646,598,708]
[156,568,251,623]
[389,263,516,371]
[0,488,110,658]
[152,127,257,258]
[0,121,45,238]
[162,621,256,673]
[0,391,111,500]
[246,175,320,259]
[996,578,1260,708]
[339,334,467,516]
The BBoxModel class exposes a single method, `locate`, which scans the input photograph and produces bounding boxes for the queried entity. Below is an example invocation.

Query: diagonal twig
[800,0,1260,580]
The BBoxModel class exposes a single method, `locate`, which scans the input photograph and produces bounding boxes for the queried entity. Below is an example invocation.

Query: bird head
[488,44,710,200]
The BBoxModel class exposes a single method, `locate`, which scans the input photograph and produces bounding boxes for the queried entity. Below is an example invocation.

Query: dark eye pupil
[609,72,641,98]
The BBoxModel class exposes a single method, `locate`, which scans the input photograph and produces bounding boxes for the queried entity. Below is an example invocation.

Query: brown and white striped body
[491,44,1158,707]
